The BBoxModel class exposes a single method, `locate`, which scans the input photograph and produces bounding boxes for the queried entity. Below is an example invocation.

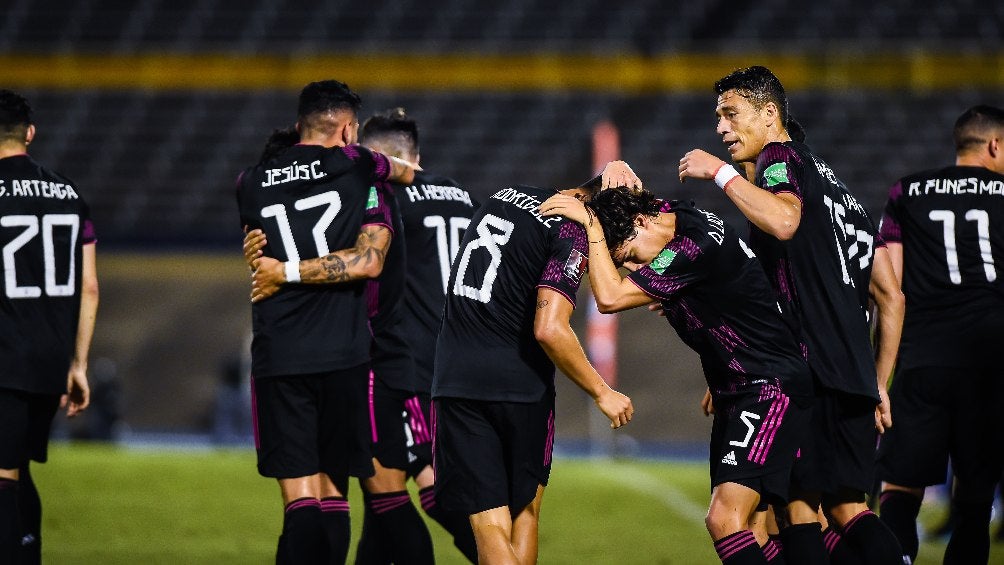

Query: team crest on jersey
[563,249,587,283]
[366,186,379,209]
[763,163,789,187]
[649,249,677,275]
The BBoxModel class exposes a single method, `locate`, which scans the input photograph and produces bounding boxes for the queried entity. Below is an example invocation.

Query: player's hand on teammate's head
[596,387,634,429]
[62,364,90,418]
[539,194,592,227]
[678,149,726,183]
[251,257,284,303]
[243,229,267,271]
[600,160,643,191]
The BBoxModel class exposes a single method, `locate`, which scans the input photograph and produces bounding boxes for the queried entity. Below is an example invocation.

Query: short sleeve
[339,145,391,182]
[878,180,903,244]
[754,143,804,202]
[627,235,710,301]
[537,220,588,307]
[362,181,395,232]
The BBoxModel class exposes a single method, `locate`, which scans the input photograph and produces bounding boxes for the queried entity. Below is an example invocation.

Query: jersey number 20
[2,213,79,299]
[453,214,514,303]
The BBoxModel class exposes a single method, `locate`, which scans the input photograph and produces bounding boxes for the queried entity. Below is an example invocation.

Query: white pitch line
[600,462,709,526]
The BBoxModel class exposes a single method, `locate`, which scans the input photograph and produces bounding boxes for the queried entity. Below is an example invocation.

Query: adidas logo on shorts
[721,450,738,466]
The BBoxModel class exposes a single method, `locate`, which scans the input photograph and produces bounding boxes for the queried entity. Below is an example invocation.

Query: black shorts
[433,394,555,516]
[252,365,374,491]
[709,385,810,506]
[790,387,878,497]
[404,393,434,478]
[0,388,61,469]
[368,370,412,471]
[877,366,1004,489]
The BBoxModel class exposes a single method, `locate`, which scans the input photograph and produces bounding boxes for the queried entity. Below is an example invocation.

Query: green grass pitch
[31,444,1003,563]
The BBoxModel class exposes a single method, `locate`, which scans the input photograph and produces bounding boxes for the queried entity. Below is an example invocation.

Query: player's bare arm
[538,194,651,312]
[64,242,97,417]
[885,241,904,284]
[869,245,905,433]
[533,287,633,429]
[679,149,802,240]
[249,224,392,303]
[385,154,420,185]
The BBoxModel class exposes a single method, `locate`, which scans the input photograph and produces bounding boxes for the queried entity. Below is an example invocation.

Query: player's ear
[24,124,35,146]
[989,136,1000,159]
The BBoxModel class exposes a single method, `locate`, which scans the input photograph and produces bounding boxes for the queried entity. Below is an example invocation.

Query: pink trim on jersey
[536,283,576,308]
[361,221,395,235]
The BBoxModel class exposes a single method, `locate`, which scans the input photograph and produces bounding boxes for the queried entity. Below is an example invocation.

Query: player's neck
[956,153,991,170]
[655,212,677,244]
[0,143,27,159]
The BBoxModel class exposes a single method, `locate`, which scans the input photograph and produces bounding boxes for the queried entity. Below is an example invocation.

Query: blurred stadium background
[5,0,1002,456]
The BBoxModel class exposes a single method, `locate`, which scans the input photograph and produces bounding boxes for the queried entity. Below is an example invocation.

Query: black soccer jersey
[749,141,881,400]
[0,154,96,395]
[367,180,414,391]
[627,201,811,400]
[432,185,587,403]
[236,144,393,378]
[394,171,478,393]
[879,165,1004,369]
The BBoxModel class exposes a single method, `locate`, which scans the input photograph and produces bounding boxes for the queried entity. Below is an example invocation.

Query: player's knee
[705,502,744,539]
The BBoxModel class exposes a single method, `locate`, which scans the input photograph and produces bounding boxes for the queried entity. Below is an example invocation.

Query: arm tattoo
[537,299,549,309]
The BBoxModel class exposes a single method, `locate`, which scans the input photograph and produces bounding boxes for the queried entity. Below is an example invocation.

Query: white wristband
[714,163,741,190]
[283,260,300,284]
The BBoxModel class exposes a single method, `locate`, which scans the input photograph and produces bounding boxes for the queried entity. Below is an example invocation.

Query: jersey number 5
[452,214,514,303]
[2,214,80,299]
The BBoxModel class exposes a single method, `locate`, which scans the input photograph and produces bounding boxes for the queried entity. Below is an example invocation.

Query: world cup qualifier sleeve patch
[649,249,677,275]
[563,248,587,284]
[762,163,790,188]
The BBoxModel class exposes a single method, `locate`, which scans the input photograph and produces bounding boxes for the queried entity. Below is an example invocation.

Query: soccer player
[541,188,812,565]
[358,108,479,562]
[432,169,636,565]
[236,79,416,564]
[244,109,478,563]
[0,89,98,563]
[678,66,905,565]
[876,105,1004,565]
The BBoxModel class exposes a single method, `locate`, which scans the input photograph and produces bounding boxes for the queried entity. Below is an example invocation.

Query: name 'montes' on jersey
[880,165,1004,369]
[627,200,810,401]
[394,171,478,394]
[237,144,393,378]
[433,185,586,403]
[0,154,96,395]
[750,141,881,400]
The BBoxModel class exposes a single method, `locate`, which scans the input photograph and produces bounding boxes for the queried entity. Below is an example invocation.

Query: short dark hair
[714,66,789,126]
[588,188,662,251]
[258,126,299,165]
[297,80,362,134]
[953,105,1004,154]
[0,89,32,143]
[359,107,419,158]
